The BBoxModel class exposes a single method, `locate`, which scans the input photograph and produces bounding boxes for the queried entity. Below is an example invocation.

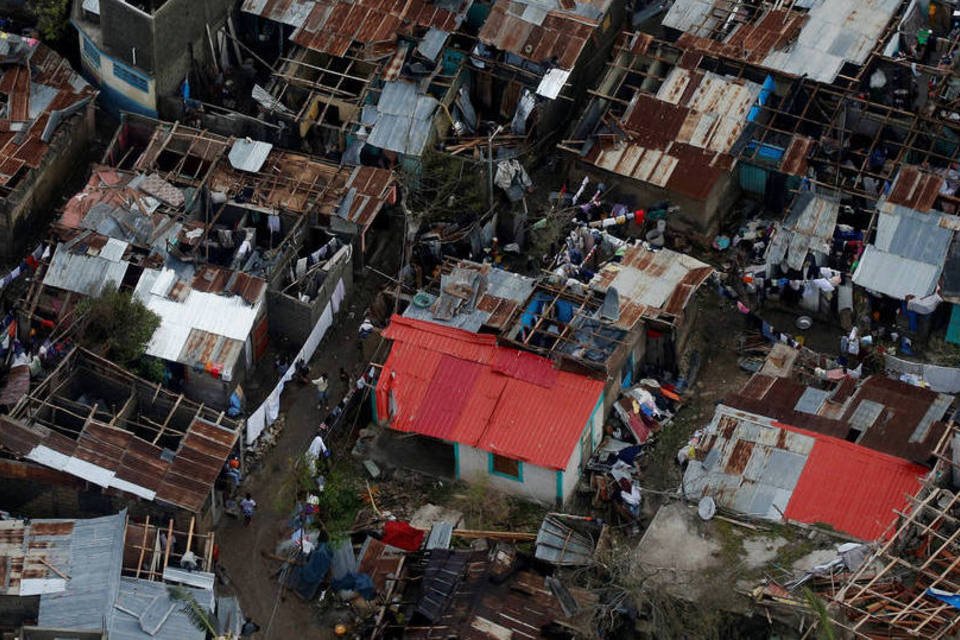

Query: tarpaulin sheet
[382,520,425,552]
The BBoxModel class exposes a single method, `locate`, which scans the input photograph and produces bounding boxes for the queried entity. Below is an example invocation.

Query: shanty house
[562,33,763,235]
[375,316,604,505]
[72,0,234,116]
[683,404,926,540]
[588,244,712,375]
[0,34,96,262]
[0,511,214,638]
[468,0,623,140]
[852,195,955,339]
[0,349,242,528]
[241,0,474,166]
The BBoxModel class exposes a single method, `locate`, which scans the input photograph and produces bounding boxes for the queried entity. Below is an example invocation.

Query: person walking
[240,493,256,526]
[312,372,329,409]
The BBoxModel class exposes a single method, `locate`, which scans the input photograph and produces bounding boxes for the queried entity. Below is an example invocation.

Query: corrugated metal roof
[765,192,839,271]
[664,0,900,83]
[583,66,758,200]
[111,578,208,640]
[377,315,603,469]
[535,515,596,565]
[684,405,925,539]
[852,203,954,300]
[367,82,439,157]
[0,34,95,190]
[887,166,944,212]
[589,245,713,329]
[478,0,611,70]
[134,267,264,375]
[0,518,75,596]
[43,240,129,297]
[38,512,125,630]
[277,0,469,56]
[228,139,273,173]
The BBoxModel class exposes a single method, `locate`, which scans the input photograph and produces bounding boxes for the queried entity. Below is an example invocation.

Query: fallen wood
[452,529,537,541]
[716,515,761,531]
[40,557,70,580]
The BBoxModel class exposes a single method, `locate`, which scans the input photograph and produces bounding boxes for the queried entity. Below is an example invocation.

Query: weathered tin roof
[42,237,129,297]
[478,0,612,70]
[0,33,96,191]
[583,66,760,200]
[664,0,901,83]
[765,192,839,271]
[589,245,713,329]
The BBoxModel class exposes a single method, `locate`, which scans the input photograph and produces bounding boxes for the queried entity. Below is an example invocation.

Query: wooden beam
[135,516,150,579]
[154,394,184,444]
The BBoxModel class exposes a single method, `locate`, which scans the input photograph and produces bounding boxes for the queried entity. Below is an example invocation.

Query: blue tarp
[927,587,960,610]
[285,544,332,601]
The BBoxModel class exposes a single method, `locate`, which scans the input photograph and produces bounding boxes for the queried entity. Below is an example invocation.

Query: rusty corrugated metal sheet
[886,166,944,213]
[780,136,814,176]
[0,35,94,194]
[478,2,598,70]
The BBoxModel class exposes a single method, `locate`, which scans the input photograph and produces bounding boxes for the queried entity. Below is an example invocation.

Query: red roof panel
[377,316,603,469]
[781,423,926,540]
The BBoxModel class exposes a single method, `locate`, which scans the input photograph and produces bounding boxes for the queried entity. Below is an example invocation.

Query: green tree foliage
[78,290,161,367]
[30,0,72,41]
[401,150,486,222]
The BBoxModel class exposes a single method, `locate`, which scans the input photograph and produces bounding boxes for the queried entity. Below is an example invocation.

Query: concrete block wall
[0,105,95,262]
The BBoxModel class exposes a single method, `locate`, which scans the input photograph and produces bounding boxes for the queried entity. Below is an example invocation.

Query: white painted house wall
[455,394,606,506]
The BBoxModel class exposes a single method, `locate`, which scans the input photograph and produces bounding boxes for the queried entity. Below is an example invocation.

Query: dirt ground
[215,231,399,640]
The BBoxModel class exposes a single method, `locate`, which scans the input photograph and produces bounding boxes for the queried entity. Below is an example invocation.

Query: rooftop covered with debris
[725,370,953,466]
[0,32,96,196]
[10,511,212,640]
[588,244,713,330]
[403,259,537,333]
[0,349,241,513]
[662,0,901,84]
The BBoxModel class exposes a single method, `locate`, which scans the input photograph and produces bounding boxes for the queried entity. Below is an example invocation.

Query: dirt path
[216,232,399,639]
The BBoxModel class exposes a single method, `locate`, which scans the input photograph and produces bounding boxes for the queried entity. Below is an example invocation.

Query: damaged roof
[0,350,241,513]
[581,61,760,200]
[242,0,471,57]
[683,405,926,540]
[852,201,954,300]
[663,0,901,83]
[42,236,130,297]
[377,315,604,469]
[25,511,208,640]
[403,260,536,332]
[765,192,839,271]
[478,0,612,71]
[725,373,952,465]
[0,33,96,192]
[133,267,265,378]
[589,244,713,330]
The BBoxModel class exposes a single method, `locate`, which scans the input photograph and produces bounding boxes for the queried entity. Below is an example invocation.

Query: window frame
[489,453,523,482]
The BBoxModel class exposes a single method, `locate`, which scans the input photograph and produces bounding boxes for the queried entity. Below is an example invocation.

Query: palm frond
[167,585,217,636]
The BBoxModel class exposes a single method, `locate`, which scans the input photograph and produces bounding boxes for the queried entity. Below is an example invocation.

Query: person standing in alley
[339,367,350,388]
[312,372,329,409]
[240,493,256,526]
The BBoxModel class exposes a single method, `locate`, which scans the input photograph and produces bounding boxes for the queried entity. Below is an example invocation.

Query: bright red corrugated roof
[377,316,604,469]
[780,422,926,540]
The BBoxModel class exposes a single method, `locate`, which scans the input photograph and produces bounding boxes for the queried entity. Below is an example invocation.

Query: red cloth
[25,255,38,270]
[382,520,425,552]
